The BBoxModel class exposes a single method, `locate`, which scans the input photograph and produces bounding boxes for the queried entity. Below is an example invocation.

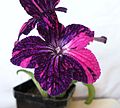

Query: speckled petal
[19,0,60,17]
[37,22,65,44]
[52,0,60,7]
[62,55,88,83]
[35,55,82,96]
[11,36,52,68]
[34,53,91,96]
[66,48,101,84]
[18,18,37,37]
[61,24,94,49]
[19,0,64,41]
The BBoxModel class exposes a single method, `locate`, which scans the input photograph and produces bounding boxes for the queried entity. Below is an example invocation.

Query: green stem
[17,69,48,97]
[84,84,95,104]
[72,80,77,84]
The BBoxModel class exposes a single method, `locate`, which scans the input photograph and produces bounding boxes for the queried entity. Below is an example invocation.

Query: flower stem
[84,84,95,104]
[17,69,48,97]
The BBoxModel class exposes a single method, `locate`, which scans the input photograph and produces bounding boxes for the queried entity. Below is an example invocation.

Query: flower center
[55,47,61,54]
[53,46,63,56]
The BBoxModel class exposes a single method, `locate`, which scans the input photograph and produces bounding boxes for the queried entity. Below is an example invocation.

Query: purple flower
[11,23,102,96]
[18,0,67,39]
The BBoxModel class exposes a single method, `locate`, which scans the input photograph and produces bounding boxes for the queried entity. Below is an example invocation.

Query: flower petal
[61,24,94,49]
[37,21,65,44]
[19,0,63,41]
[11,36,52,68]
[18,18,37,38]
[62,55,88,83]
[66,48,101,84]
[19,0,41,17]
[34,55,75,96]
[52,0,60,7]
[19,0,60,17]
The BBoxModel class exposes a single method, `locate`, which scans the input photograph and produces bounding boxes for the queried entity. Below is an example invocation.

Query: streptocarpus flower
[11,23,107,96]
[18,0,67,40]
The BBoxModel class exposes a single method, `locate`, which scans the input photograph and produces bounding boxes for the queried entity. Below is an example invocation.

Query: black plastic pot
[13,79,75,108]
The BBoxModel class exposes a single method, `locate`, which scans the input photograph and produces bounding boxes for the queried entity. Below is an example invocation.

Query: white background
[0,0,120,108]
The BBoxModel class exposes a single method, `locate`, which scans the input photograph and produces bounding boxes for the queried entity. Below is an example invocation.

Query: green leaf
[17,69,48,97]
[84,84,95,104]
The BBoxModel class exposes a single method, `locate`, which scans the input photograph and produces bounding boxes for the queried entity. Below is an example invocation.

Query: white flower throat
[55,47,61,54]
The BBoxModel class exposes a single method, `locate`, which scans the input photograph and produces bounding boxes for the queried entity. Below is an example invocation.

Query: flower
[18,0,67,40]
[11,0,107,96]
[11,22,104,96]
